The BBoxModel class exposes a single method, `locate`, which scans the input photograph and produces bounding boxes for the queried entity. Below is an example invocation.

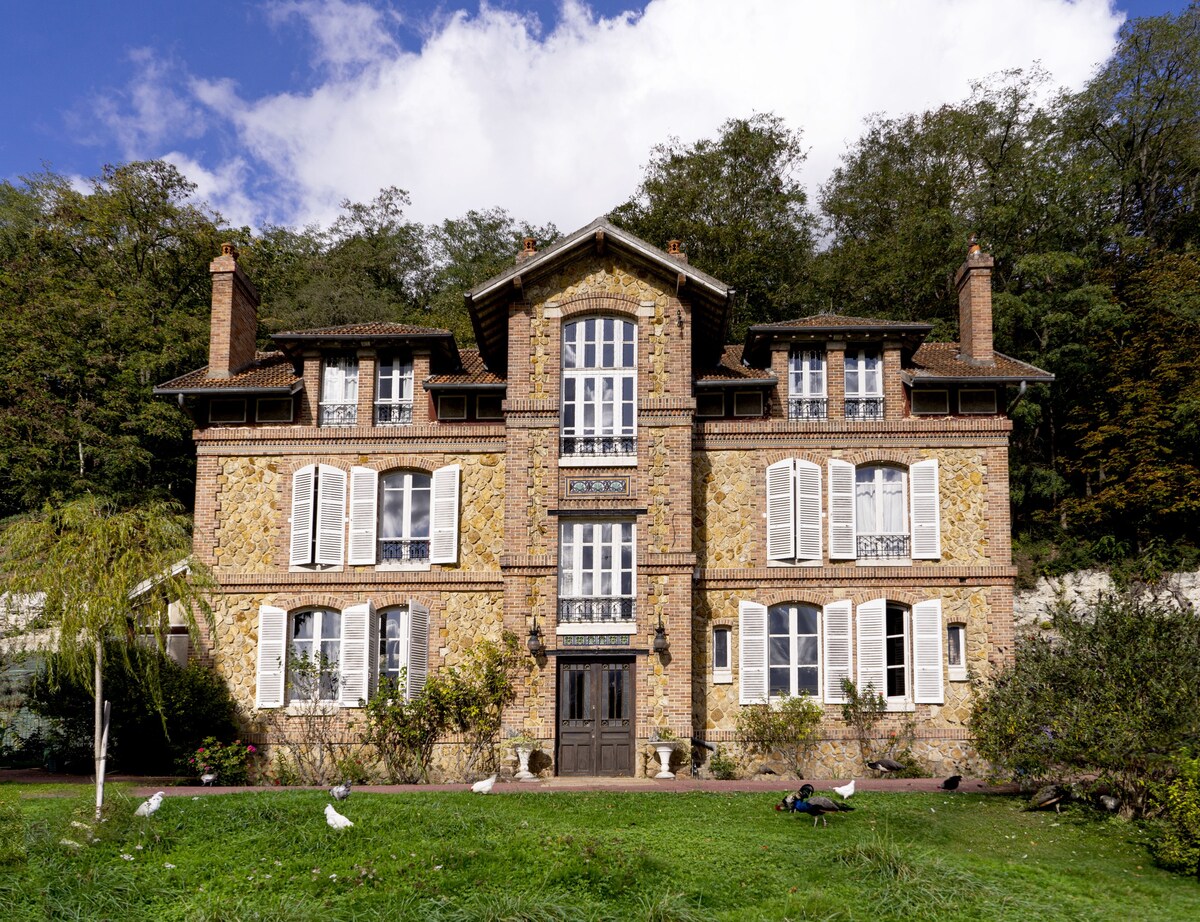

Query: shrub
[27,640,238,774]
[184,737,257,785]
[840,678,886,764]
[708,746,738,780]
[736,694,823,778]
[1151,753,1200,876]
[362,676,445,783]
[970,588,1200,815]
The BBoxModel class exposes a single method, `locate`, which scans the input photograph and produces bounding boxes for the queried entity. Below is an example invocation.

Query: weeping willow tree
[0,496,211,813]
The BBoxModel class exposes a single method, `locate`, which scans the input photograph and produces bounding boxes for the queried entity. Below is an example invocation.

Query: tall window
[561,317,637,458]
[884,604,909,699]
[289,609,340,702]
[375,356,413,426]
[380,607,408,683]
[379,471,431,563]
[558,521,635,623]
[713,626,732,684]
[768,603,820,698]
[788,348,827,420]
[855,465,908,559]
[844,347,882,419]
[321,355,359,427]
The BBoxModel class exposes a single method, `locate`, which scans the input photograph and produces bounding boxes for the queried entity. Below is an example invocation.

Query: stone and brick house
[157,221,1051,778]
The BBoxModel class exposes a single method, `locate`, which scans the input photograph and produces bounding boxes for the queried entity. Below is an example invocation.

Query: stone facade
[160,219,1051,781]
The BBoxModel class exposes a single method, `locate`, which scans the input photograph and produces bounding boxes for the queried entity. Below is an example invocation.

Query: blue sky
[1,1,1192,232]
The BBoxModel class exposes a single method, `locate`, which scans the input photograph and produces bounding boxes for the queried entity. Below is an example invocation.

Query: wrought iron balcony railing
[856,534,910,559]
[557,597,636,624]
[375,401,413,426]
[380,539,430,562]
[844,397,885,420]
[559,436,637,458]
[788,397,828,420]
[319,402,358,427]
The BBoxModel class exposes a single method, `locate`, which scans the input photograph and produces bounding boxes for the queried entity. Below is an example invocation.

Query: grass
[0,784,1196,921]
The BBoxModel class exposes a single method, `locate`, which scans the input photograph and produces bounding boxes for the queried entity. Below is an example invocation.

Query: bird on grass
[939,775,962,792]
[324,804,354,829]
[775,784,816,811]
[331,781,351,802]
[834,779,855,800]
[866,759,904,774]
[1028,784,1067,813]
[793,794,855,827]
[471,773,498,794]
[135,792,164,817]
[1098,795,1120,813]
[200,772,217,787]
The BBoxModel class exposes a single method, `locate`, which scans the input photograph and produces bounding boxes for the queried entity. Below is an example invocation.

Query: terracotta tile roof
[763,313,930,330]
[155,352,300,393]
[910,343,1054,381]
[426,349,506,387]
[273,321,453,337]
[695,345,775,385]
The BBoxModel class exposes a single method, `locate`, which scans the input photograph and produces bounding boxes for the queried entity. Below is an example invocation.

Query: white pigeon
[200,772,218,786]
[834,779,855,800]
[471,773,498,794]
[135,792,165,817]
[324,803,353,829]
[330,781,351,801]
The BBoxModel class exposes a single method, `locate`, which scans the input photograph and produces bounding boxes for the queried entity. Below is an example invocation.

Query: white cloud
[78,48,207,158]
[181,0,1123,232]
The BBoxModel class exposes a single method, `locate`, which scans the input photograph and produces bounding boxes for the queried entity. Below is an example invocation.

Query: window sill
[713,671,732,685]
[886,699,916,713]
[375,561,432,572]
[558,456,638,468]
[767,558,823,568]
[948,669,969,682]
[855,558,912,567]
[285,701,340,716]
[289,563,344,573]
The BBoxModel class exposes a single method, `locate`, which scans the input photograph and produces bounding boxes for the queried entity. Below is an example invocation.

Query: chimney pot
[516,236,537,265]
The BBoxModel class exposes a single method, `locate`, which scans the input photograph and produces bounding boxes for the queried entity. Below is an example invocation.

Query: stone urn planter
[653,743,677,779]
[508,736,540,781]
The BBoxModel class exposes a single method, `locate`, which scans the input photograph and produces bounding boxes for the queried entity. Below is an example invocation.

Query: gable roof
[466,217,735,374]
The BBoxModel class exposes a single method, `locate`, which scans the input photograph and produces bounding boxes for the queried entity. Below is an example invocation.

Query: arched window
[560,317,637,459]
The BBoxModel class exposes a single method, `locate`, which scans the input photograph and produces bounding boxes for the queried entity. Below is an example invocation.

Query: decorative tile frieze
[566,476,630,496]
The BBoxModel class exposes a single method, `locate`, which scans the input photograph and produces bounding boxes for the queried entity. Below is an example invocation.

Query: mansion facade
[157,220,1051,778]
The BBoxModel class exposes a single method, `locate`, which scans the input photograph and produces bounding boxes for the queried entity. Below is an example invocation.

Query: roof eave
[153,380,304,397]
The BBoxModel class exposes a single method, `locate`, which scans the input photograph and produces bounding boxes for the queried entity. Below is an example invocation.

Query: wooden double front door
[556,658,635,776]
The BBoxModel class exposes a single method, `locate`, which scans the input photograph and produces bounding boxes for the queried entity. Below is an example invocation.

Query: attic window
[438,395,468,420]
[209,398,246,424]
[696,392,724,418]
[959,389,998,415]
[911,390,949,415]
[476,394,503,420]
[257,397,294,423]
[733,391,764,417]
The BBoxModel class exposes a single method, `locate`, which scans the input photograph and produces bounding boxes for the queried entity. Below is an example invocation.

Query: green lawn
[0,784,1196,921]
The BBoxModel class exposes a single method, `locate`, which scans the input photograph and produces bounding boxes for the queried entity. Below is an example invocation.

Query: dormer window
[375,356,413,426]
[560,317,637,461]
[788,348,827,420]
[320,355,358,427]
[844,347,883,420]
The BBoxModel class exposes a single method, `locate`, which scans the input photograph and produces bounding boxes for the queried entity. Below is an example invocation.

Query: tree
[610,113,818,338]
[0,496,211,814]
[969,587,1200,815]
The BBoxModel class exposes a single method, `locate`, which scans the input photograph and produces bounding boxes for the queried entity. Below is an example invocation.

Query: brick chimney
[666,239,688,264]
[208,243,260,378]
[516,236,537,265]
[954,236,994,365]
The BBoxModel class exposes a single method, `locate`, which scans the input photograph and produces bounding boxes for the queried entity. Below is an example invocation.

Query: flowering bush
[186,737,257,785]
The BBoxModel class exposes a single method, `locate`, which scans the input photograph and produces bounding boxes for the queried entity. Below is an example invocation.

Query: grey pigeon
[330,781,351,801]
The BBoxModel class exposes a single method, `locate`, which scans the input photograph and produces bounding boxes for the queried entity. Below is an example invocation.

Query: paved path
[1,768,1019,797]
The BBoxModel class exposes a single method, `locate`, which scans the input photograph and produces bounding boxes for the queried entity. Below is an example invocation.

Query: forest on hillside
[1,8,1197,581]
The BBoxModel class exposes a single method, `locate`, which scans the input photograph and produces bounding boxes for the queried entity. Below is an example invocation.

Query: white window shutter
[430,464,461,564]
[795,459,822,561]
[856,598,887,698]
[822,600,853,703]
[912,599,944,704]
[338,602,373,707]
[367,604,381,699]
[828,459,857,559]
[347,466,379,565]
[255,605,287,708]
[289,466,315,565]
[738,600,769,704]
[315,465,347,566]
[909,458,941,559]
[406,599,430,700]
[765,459,795,561]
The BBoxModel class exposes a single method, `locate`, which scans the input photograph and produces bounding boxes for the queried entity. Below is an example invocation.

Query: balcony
[375,402,413,426]
[845,397,884,420]
[380,539,430,562]
[319,402,358,427]
[560,436,637,458]
[856,534,910,559]
[557,597,636,624]
[788,397,828,420]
